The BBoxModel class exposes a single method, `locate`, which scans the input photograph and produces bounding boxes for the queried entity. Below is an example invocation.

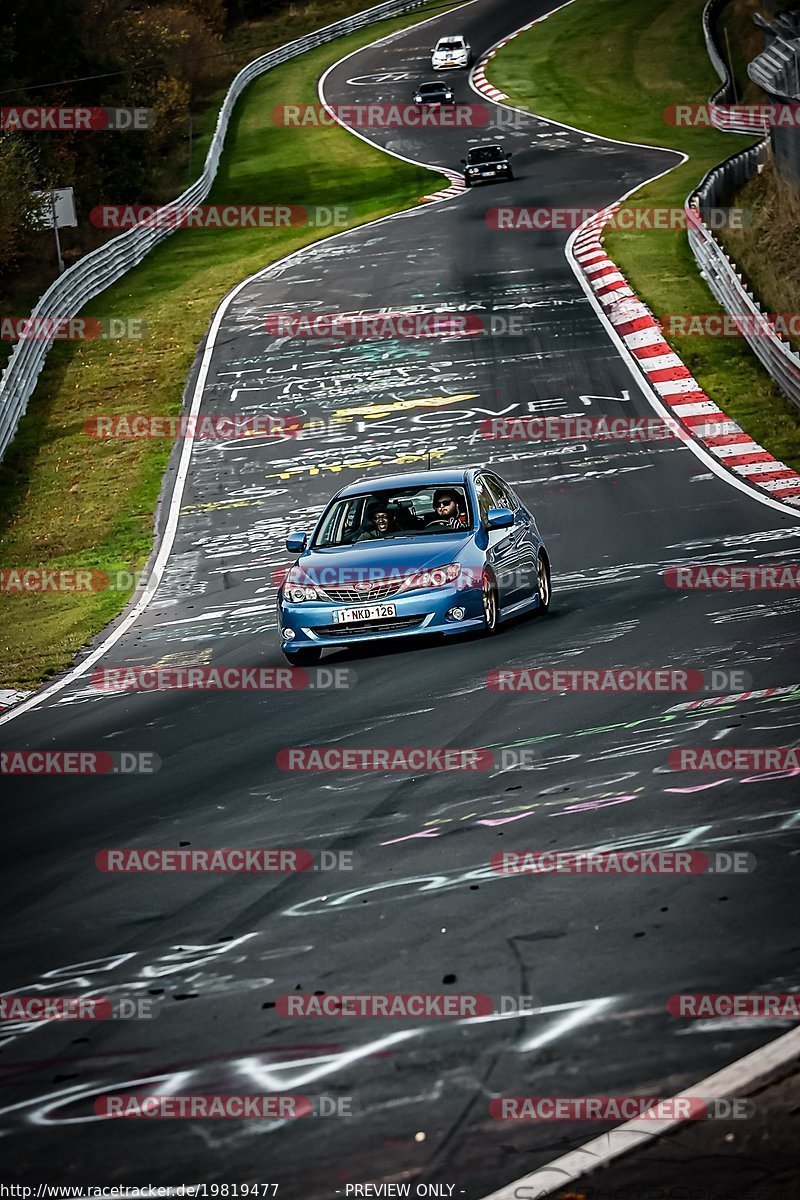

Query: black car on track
[462,144,514,186]
[413,81,456,104]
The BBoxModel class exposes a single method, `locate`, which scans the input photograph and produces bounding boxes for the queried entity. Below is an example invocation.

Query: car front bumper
[465,166,512,184]
[432,58,468,69]
[278,583,484,650]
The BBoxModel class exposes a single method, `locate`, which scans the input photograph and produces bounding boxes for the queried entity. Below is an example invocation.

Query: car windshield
[468,147,503,163]
[419,84,446,94]
[437,40,463,50]
[313,485,472,547]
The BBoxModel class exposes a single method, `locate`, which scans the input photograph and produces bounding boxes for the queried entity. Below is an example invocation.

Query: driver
[357,501,397,540]
[429,489,469,529]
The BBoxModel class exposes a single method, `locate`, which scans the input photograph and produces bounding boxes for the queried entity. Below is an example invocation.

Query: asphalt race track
[2,0,800,1194]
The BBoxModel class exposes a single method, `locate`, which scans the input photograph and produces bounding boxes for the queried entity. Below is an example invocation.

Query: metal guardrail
[684,2,800,412]
[701,0,771,132]
[748,33,800,98]
[748,19,800,187]
[688,142,800,410]
[0,0,427,462]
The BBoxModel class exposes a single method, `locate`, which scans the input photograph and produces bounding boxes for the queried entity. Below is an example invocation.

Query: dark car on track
[413,81,455,105]
[277,467,551,664]
[462,144,514,186]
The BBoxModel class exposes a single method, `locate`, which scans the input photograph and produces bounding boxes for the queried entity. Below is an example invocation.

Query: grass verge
[0,0,444,376]
[487,0,800,473]
[0,0,457,691]
[719,158,800,353]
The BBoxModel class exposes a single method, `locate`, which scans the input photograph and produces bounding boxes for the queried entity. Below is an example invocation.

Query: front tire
[536,552,551,614]
[283,646,322,665]
[481,571,500,634]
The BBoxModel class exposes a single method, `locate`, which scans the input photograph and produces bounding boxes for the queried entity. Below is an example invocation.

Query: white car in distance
[431,35,471,69]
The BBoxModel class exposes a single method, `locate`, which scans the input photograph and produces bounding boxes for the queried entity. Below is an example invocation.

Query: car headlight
[288,585,318,602]
[467,167,480,173]
[400,562,461,592]
[285,565,319,602]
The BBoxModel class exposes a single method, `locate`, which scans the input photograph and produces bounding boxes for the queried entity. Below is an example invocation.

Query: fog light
[447,606,466,621]
[281,628,295,641]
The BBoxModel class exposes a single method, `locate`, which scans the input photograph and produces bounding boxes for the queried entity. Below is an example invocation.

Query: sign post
[32,187,77,274]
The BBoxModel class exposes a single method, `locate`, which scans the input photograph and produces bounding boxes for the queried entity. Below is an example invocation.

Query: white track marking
[0,0,481,730]
[466,10,800,519]
[477,1025,800,1200]
[317,0,482,199]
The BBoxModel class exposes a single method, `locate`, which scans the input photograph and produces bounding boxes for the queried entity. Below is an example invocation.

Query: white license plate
[332,604,397,623]
[483,169,495,175]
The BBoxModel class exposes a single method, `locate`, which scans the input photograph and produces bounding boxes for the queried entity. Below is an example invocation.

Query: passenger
[357,502,397,540]
[429,489,469,529]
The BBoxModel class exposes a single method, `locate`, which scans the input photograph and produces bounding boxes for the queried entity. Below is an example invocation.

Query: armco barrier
[686,2,800,411]
[687,151,800,410]
[702,0,771,133]
[0,0,427,463]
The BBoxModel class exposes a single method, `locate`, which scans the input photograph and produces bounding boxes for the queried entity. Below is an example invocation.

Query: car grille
[319,581,404,603]
[315,615,426,638]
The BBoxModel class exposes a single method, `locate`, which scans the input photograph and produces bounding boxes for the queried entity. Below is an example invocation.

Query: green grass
[0,0,445,376]
[488,0,800,474]
[0,1,457,691]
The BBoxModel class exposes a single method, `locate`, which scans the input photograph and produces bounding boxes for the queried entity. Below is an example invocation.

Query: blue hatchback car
[276,468,551,664]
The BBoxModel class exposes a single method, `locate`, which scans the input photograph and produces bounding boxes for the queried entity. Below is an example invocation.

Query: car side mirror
[460,158,466,164]
[285,531,308,553]
[486,507,514,530]
[506,152,513,159]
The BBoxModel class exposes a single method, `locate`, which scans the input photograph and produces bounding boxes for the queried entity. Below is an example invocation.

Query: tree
[0,134,47,271]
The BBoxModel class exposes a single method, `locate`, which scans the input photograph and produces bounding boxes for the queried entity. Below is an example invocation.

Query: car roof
[437,34,465,41]
[469,144,503,153]
[419,81,449,88]
[334,469,472,498]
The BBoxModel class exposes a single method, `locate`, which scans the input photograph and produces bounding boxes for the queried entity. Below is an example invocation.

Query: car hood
[297,533,472,581]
